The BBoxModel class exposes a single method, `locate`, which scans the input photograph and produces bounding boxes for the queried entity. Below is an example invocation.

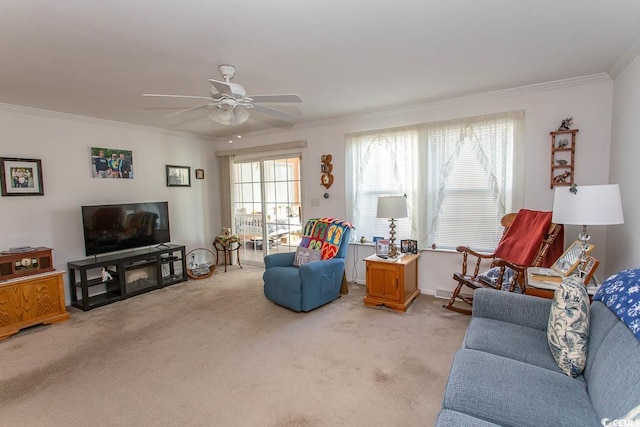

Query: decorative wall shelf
[550,129,578,188]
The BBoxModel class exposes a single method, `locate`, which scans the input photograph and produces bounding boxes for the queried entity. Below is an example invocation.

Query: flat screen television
[81,201,170,256]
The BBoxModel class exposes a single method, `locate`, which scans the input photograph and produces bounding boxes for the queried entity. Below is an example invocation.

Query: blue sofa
[437,289,640,426]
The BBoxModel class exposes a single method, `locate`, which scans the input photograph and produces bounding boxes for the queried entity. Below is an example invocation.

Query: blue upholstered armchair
[263,219,352,312]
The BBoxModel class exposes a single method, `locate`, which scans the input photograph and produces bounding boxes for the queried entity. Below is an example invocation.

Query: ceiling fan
[143,64,302,126]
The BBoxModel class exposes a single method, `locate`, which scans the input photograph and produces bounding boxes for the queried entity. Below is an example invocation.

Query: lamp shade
[552,184,624,225]
[377,196,408,219]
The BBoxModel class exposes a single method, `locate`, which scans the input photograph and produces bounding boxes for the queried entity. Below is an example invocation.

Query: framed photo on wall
[195,169,205,179]
[166,165,191,187]
[0,157,44,196]
[91,147,133,179]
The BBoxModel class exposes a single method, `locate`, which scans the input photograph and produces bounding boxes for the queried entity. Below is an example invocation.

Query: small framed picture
[408,240,418,254]
[400,239,410,253]
[376,239,390,258]
[0,157,44,196]
[578,255,600,285]
[195,169,205,179]
[551,240,595,276]
[166,165,191,187]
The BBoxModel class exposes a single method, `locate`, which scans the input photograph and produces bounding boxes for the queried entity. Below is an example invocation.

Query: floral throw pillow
[292,246,322,267]
[547,276,590,377]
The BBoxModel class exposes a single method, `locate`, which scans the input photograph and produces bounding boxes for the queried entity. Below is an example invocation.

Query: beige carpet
[0,265,469,426]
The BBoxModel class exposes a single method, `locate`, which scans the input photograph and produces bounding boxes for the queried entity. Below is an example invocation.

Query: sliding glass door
[232,155,302,266]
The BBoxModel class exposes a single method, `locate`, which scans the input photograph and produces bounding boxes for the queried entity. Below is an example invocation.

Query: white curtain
[346,110,524,250]
[419,110,524,249]
[346,128,419,241]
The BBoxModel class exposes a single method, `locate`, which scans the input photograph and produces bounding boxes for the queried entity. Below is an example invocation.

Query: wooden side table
[212,234,243,273]
[364,253,420,312]
[0,270,69,340]
[525,267,598,300]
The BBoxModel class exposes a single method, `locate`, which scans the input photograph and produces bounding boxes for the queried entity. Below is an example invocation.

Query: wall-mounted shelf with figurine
[550,128,578,189]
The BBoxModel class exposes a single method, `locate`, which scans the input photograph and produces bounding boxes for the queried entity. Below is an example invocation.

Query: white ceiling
[2,1,640,138]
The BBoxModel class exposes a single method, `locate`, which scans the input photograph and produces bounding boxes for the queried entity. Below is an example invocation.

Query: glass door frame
[231,152,303,266]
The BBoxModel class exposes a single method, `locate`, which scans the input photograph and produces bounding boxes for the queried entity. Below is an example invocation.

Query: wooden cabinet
[0,270,69,340]
[364,253,420,312]
[550,129,578,188]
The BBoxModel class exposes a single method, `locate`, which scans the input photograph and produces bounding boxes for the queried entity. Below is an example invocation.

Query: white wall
[608,53,640,274]
[0,106,219,304]
[0,73,619,304]
[217,75,615,295]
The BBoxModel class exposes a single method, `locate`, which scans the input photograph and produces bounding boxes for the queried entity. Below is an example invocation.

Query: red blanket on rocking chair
[494,209,564,268]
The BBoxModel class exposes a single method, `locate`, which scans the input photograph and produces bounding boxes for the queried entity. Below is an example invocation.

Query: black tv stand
[68,244,187,311]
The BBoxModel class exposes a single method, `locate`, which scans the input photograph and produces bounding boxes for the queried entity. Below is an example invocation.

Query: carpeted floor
[0,265,469,426]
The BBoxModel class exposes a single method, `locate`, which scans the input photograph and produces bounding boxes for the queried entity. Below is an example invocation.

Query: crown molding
[608,34,640,79]
[0,102,215,142]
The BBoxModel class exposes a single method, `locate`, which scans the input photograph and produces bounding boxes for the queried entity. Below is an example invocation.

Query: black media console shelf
[68,244,187,311]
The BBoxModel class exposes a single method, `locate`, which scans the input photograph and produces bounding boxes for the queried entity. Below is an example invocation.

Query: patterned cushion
[292,247,322,267]
[593,268,640,341]
[547,276,590,377]
[298,217,353,260]
[477,266,521,292]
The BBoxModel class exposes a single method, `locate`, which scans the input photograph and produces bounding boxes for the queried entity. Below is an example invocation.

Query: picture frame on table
[0,157,44,196]
[551,240,595,276]
[400,239,410,253]
[376,239,390,258]
[408,239,418,254]
[578,255,600,285]
[166,165,191,187]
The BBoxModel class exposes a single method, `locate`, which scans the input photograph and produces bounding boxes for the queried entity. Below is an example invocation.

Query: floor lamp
[377,196,408,258]
[552,184,624,281]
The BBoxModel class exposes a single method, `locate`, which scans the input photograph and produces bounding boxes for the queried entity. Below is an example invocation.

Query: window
[346,110,523,251]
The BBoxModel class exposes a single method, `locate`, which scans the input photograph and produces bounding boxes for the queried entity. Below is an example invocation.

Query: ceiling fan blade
[142,94,212,101]
[249,94,302,103]
[166,103,211,118]
[208,79,233,96]
[253,104,298,123]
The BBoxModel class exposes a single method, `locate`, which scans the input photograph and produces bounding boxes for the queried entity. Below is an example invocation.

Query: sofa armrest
[264,252,296,269]
[472,289,552,331]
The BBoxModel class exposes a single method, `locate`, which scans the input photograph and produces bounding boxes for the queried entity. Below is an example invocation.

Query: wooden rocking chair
[444,209,563,315]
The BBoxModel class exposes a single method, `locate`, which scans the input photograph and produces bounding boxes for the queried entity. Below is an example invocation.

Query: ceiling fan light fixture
[234,105,250,124]
[208,106,232,125]
[145,64,301,129]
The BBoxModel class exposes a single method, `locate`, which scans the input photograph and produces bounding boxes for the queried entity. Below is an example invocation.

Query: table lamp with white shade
[552,184,624,281]
[377,195,408,258]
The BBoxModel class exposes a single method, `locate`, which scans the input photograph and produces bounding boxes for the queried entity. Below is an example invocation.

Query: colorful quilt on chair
[299,218,353,260]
